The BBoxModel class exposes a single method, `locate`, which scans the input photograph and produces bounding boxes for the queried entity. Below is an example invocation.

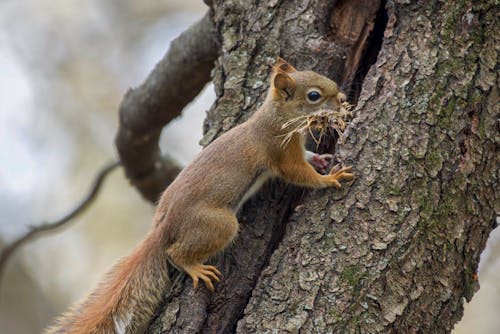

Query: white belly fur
[235,170,274,213]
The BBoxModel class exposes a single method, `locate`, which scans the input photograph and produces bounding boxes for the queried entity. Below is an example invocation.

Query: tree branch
[115,11,219,202]
[0,160,120,286]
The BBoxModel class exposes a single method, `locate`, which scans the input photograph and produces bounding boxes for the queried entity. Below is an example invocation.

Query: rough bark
[239,1,499,333]
[115,11,218,202]
[135,0,498,333]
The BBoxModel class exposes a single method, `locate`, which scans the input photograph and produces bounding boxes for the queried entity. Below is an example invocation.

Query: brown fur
[46,58,353,333]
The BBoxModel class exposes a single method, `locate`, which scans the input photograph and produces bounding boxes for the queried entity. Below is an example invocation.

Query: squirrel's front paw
[308,153,334,174]
[327,165,354,188]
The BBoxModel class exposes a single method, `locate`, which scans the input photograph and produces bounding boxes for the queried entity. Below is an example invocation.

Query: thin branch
[0,160,120,285]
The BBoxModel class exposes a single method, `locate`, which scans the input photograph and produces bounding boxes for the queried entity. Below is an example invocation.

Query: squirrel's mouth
[279,104,352,149]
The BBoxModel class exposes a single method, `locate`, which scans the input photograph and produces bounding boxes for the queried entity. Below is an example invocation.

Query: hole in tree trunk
[344,0,388,106]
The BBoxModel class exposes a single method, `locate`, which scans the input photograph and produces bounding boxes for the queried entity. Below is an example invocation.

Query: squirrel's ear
[272,71,296,101]
[273,57,297,74]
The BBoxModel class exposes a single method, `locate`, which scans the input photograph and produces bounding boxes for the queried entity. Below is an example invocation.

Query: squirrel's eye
[306,90,322,103]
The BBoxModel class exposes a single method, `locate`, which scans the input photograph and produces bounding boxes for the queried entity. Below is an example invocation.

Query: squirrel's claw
[183,264,222,292]
[328,165,354,187]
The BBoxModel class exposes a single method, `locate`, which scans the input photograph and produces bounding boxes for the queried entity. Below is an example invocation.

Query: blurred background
[0,1,498,333]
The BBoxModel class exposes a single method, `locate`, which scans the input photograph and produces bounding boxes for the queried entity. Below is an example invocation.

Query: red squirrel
[46,58,354,333]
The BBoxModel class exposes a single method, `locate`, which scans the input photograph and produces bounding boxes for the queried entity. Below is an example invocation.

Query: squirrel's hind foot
[182,264,221,291]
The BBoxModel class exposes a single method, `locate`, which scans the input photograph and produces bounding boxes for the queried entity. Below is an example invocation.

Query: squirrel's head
[270,58,346,116]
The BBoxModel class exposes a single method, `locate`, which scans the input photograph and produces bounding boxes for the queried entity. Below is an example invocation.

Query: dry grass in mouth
[279,101,352,148]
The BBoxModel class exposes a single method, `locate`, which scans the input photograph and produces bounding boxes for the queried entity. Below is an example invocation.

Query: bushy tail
[46,231,170,334]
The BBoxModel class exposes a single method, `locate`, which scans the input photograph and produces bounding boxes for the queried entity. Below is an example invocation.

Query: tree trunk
[143,0,498,333]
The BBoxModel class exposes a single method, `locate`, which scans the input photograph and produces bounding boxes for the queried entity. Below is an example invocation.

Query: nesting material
[280,101,352,148]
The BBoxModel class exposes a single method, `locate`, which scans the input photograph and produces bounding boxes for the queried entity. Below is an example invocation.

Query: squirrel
[46,58,354,334]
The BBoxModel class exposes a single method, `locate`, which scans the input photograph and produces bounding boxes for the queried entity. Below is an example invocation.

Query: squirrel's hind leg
[166,207,238,291]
